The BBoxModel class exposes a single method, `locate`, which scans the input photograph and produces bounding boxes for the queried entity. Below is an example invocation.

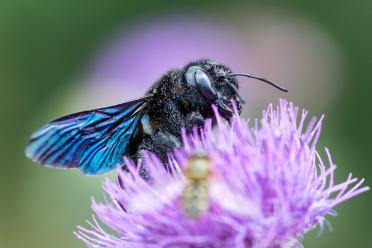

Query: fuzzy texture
[75,99,369,248]
[136,59,243,166]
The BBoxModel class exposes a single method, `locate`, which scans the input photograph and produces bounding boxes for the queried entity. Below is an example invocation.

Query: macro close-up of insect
[3,1,372,247]
[25,59,287,177]
[182,151,213,219]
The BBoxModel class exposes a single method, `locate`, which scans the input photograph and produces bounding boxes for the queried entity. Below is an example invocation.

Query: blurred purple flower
[75,99,368,248]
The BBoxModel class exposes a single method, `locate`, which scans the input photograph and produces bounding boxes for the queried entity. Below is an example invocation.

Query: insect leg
[136,131,182,179]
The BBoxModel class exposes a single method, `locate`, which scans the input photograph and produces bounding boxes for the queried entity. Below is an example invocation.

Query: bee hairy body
[26,59,285,176]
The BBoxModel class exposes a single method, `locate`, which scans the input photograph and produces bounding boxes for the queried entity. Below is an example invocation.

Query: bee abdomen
[182,180,209,219]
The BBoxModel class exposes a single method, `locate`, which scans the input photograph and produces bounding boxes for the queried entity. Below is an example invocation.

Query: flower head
[75,99,368,248]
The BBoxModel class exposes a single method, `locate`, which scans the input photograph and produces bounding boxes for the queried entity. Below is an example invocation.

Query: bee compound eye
[186,66,218,102]
[185,66,200,86]
[194,69,218,102]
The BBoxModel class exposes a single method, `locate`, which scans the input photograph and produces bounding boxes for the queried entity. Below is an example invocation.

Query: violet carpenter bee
[25,59,287,176]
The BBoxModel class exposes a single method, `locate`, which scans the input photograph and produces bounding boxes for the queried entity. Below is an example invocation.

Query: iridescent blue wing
[25,97,149,175]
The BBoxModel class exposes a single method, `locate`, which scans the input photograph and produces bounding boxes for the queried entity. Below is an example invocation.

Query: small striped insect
[182,151,212,219]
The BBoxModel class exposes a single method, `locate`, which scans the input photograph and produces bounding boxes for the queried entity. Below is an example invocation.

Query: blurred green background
[1,0,371,247]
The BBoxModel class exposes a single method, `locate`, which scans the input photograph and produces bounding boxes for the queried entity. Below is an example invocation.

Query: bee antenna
[231,73,288,92]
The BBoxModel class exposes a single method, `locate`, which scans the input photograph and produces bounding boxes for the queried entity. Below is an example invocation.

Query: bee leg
[140,131,181,159]
[185,111,205,131]
[136,131,181,179]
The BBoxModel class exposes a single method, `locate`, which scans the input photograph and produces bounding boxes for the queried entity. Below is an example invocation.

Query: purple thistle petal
[76,99,369,248]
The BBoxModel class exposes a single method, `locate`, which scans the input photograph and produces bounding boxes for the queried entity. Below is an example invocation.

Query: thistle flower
[75,99,368,248]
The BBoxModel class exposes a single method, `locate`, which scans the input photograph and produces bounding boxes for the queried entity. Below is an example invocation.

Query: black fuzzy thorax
[146,68,212,135]
[130,59,241,177]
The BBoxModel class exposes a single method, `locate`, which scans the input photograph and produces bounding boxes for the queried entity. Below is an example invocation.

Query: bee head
[185,59,242,119]
[185,59,287,120]
[184,151,211,180]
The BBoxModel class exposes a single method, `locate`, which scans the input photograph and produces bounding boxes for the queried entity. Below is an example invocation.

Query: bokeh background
[1,1,371,247]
